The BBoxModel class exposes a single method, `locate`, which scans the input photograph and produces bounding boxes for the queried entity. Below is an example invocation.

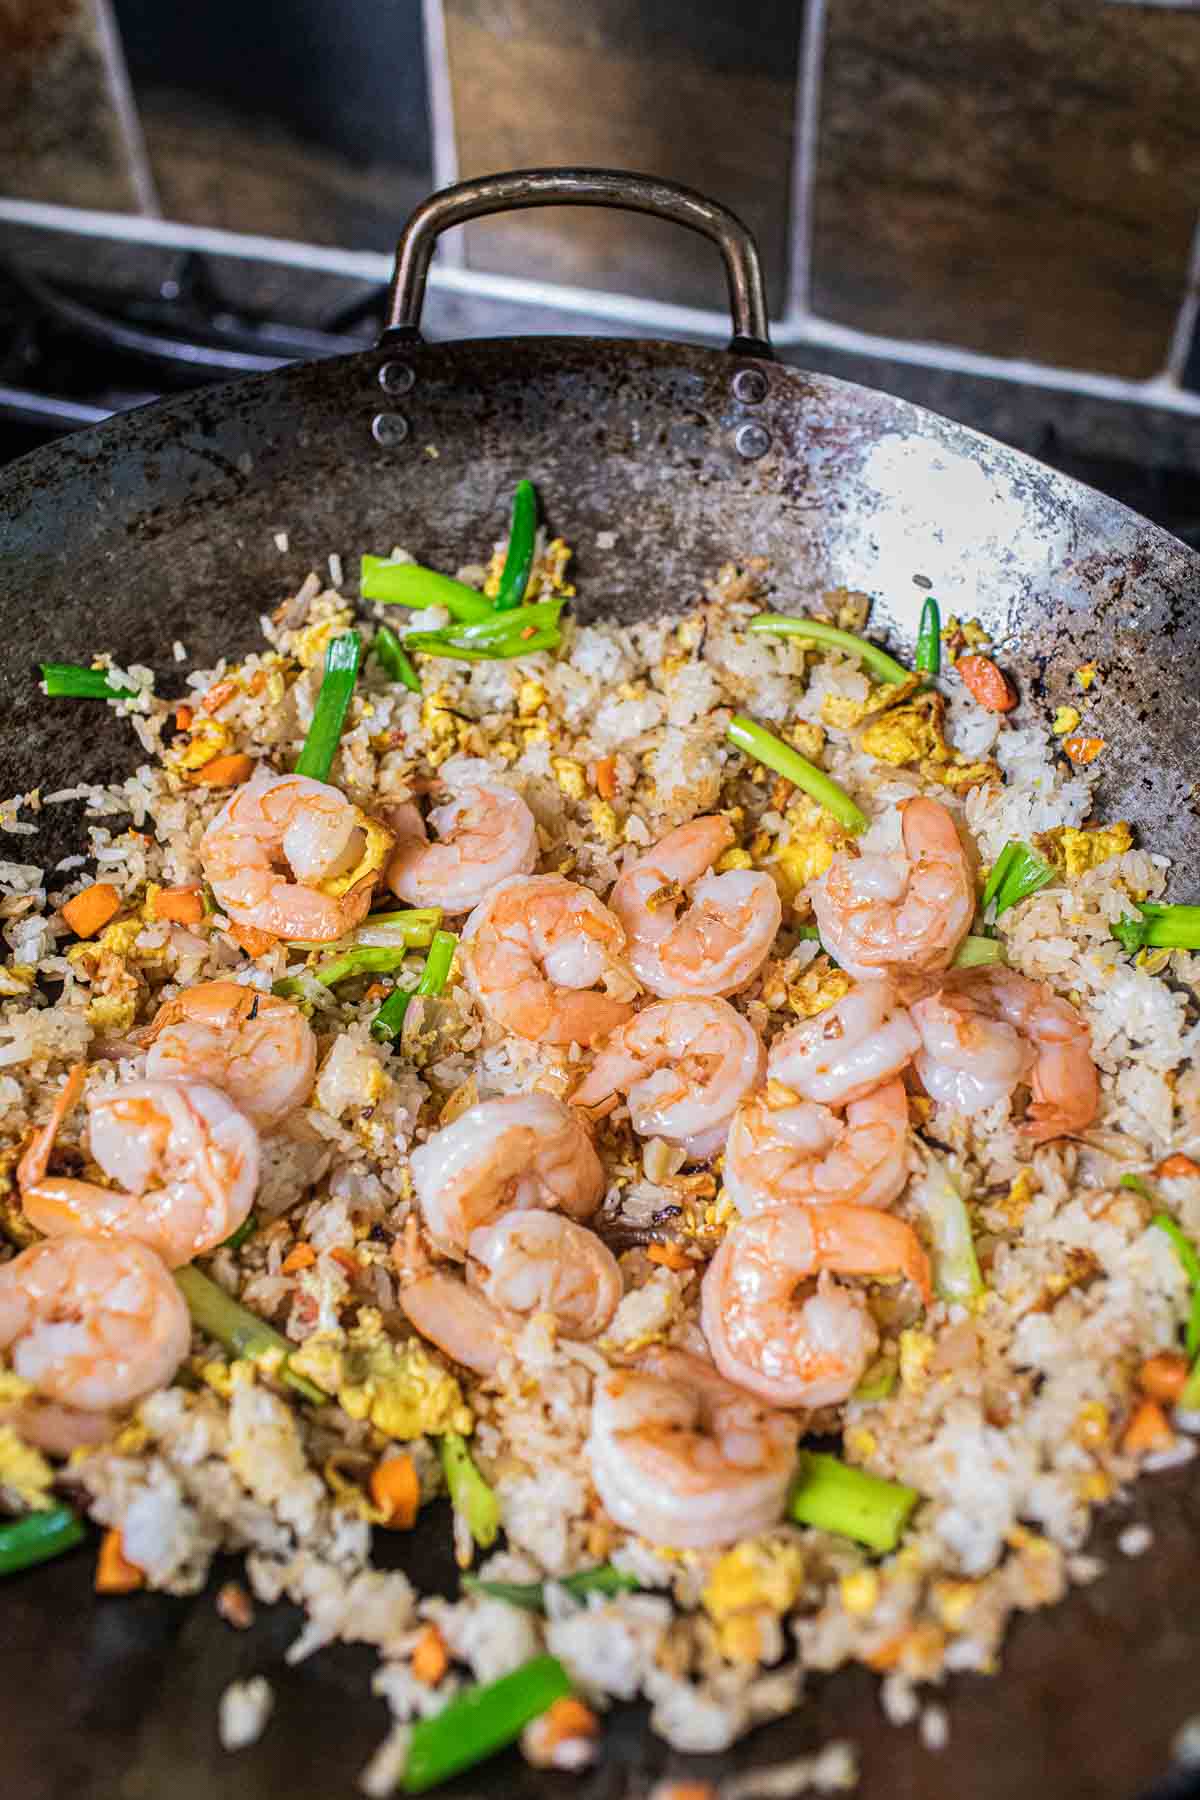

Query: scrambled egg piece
[483,536,575,601]
[1036,821,1131,879]
[172,717,231,771]
[552,757,587,801]
[772,794,847,904]
[921,757,1000,793]
[1075,663,1099,692]
[860,690,946,767]
[820,674,921,732]
[788,961,850,1019]
[294,609,354,669]
[1052,705,1081,737]
[898,1329,934,1393]
[0,1425,55,1511]
[291,1310,472,1439]
[315,811,394,899]
[702,1539,805,1624]
[998,1167,1037,1227]
[715,846,753,874]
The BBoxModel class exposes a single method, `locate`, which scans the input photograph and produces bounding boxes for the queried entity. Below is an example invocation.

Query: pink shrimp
[724,1078,911,1215]
[143,980,316,1130]
[386,782,538,914]
[767,978,920,1107]
[813,797,973,980]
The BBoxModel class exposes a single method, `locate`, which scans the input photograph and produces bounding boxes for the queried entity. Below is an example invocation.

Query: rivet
[372,412,410,448]
[378,360,415,395]
[732,366,768,405]
[735,421,772,460]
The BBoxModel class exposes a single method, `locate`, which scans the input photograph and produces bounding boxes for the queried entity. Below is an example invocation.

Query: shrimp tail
[17,1064,85,1191]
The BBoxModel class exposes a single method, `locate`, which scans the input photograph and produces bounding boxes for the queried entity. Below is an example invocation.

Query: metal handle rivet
[732,367,768,404]
[378,361,415,395]
[735,421,772,460]
[372,412,410,447]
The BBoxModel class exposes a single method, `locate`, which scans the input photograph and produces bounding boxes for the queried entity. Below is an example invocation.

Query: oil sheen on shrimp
[386,782,538,913]
[767,978,919,1107]
[587,1348,799,1549]
[609,816,782,999]
[19,1068,258,1268]
[0,1233,191,1414]
[911,965,1099,1142]
[571,996,764,1159]
[461,874,635,1047]
[724,1077,911,1215]
[468,1208,621,1339]
[201,771,394,942]
[144,980,316,1130]
[813,796,973,980]
[409,1093,605,1256]
[701,1202,932,1407]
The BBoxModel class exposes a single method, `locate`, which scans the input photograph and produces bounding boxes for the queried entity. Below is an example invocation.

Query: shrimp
[18,1067,258,1268]
[201,771,394,942]
[701,1203,932,1407]
[724,1078,911,1215]
[767,978,919,1107]
[401,1270,511,1378]
[386,782,538,913]
[586,1348,799,1549]
[910,965,1099,1142]
[143,980,316,1130]
[608,816,782,999]
[813,796,973,980]
[409,1093,605,1256]
[0,1234,191,1415]
[461,875,635,1047]
[571,997,764,1160]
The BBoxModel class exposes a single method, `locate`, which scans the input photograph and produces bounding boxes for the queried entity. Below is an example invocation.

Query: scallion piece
[439,1430,500,1550]
[853,1360,897,1403]
[749,615,910,685]
[402,1654,572,1794]
[373,623,421,694]
[277,916,442,997]
[493,480,537,613]
[360,556,493,624]
[462,1563,641,1612]
[983,840,1054,917]
[40,663,138,700]
[726,713,867,835]
[952,934,1007,969]
[918,1157,984,1303]
[1111,902,1200,957]
[370,927,457,1044]
[1118,1172,1155,1202]
[293,631,361,782]
[915,596,941,676]
[220,1211,257,1253]
[0,1503,85,1576]
[788,1451,918,1553]
[404,599,566,664]
[174,1264,326,1406]
[1148,1210,1200,1358]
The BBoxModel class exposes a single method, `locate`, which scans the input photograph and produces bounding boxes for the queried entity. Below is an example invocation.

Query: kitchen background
[2,0,1200,542]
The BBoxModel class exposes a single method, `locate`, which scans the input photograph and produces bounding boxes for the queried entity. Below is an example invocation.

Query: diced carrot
[1139,1353,1189,1404]
[229,921,277,958]
[369,1452,420,1529]
[174,703,194,731]
[864,1631,906,1672]
[95,1528,144,1594]
[281,1243,316,1274]
[1063,735,1106,765]
[362,981,390,1003]
[61,882,122,940]
[329,1246,359,1275]
[956,654,1017,713]
[647,1241,691,1272]
[201,678,239,714]
[188,752,256,788]
[648,1785,717,1800]
[1122,1398,1173,1455]
[540,1698,599,1748]
[411,1623,449,1686]
[151,886,205,926]
[1157,1154,1200,1181]
[594,756,617,800]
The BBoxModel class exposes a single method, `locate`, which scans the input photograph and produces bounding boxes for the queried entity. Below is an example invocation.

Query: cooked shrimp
[19,1068,258,1267]
[468,1209,622,1339]
[768,978,919,1107]
[701,1202,932,1407]
[143,980,316,1130]
[462,874,635,1047]
[571,997,764,1159]
[401,1269,510,1378]
[813,797,973,980]
[386,782,538,913]
[609,816,781,999]
[0,1234,191,1414]
[911,966,1099,1142]
[586,1348,799,1549]
[409,1093,605,1257]
[201,771,394,942]
[724,1078,911,1215]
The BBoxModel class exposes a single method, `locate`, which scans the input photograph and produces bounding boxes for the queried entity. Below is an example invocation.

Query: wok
[1,170,1199,1800]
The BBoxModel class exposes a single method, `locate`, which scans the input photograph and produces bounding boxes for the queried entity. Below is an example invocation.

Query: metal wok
[1,170,1199,1800]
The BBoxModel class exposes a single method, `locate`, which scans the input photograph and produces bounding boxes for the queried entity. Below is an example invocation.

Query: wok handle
[383,167,773,358]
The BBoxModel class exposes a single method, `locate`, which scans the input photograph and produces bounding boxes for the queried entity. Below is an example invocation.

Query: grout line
[1165,212,1200,383]
[88,0,161,217]
[788,0,828,317]
[420,0,464,268]
[2,197,1200,419]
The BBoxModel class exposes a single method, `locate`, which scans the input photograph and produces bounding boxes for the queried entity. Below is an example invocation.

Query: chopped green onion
[915,596,941,676]
[360,556,493,624]
[1179,1359,1200,1413]
[0,1503,86,1576]
[1149,1210,1200,1358]
[276,916,442,997]
[788,1451,919,1553]
[462,1563,641,1612]
[981,843,1018,911]
[40,663,138,701]
[983,840,1054,917]
[794,924,823,941]
[404,599,565,664]
[439,1431,500,1550]
[493,480,537,613]
[373,623,421,694]
[1111,902,1200,957]
[853,1359,897,1403]
[362,909,443,936]
[726,713,867,836]
[370,927,457,1044]
[1119,1172,1156,1202]
[402,1654,571,1794]
[952,934,1007,969]
[918,1157,984,1303]
[749,615,910,686]
[174,1264,326,1406]
[220,1211,257,1253]
[293,631,361,782]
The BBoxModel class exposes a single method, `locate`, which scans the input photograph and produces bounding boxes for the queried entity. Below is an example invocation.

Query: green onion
[726,713,867,836]
[1180,1359,1200,1414]
[362,909,443,935]
[462,1564,641,1612]
[360,556,494,624]
[983,840,1054,917]
[794,924,823,941]
[749,616,910,685]
[174,1265,326,1406]
[373,623,421,694]
[402,1654,571,1794]
[439,1431,500,1550]
[40,663,138,700]
[952,934,1007,969]
[371,927,457,1044]
[915,596,941,676]
[0,1503,86,1576]
[493,480,537,613]
[853,1359,897,1403]
[275,919,442,999]
[1149,1210,1200,1358]
[220,1211,257,1253]
[918,1157,984,1303]
[1111,902,1200,957]
[404,599,565,664]
[788,1451,919,1554]
[293,631,361,782]
[1119,1172,1156,1203]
